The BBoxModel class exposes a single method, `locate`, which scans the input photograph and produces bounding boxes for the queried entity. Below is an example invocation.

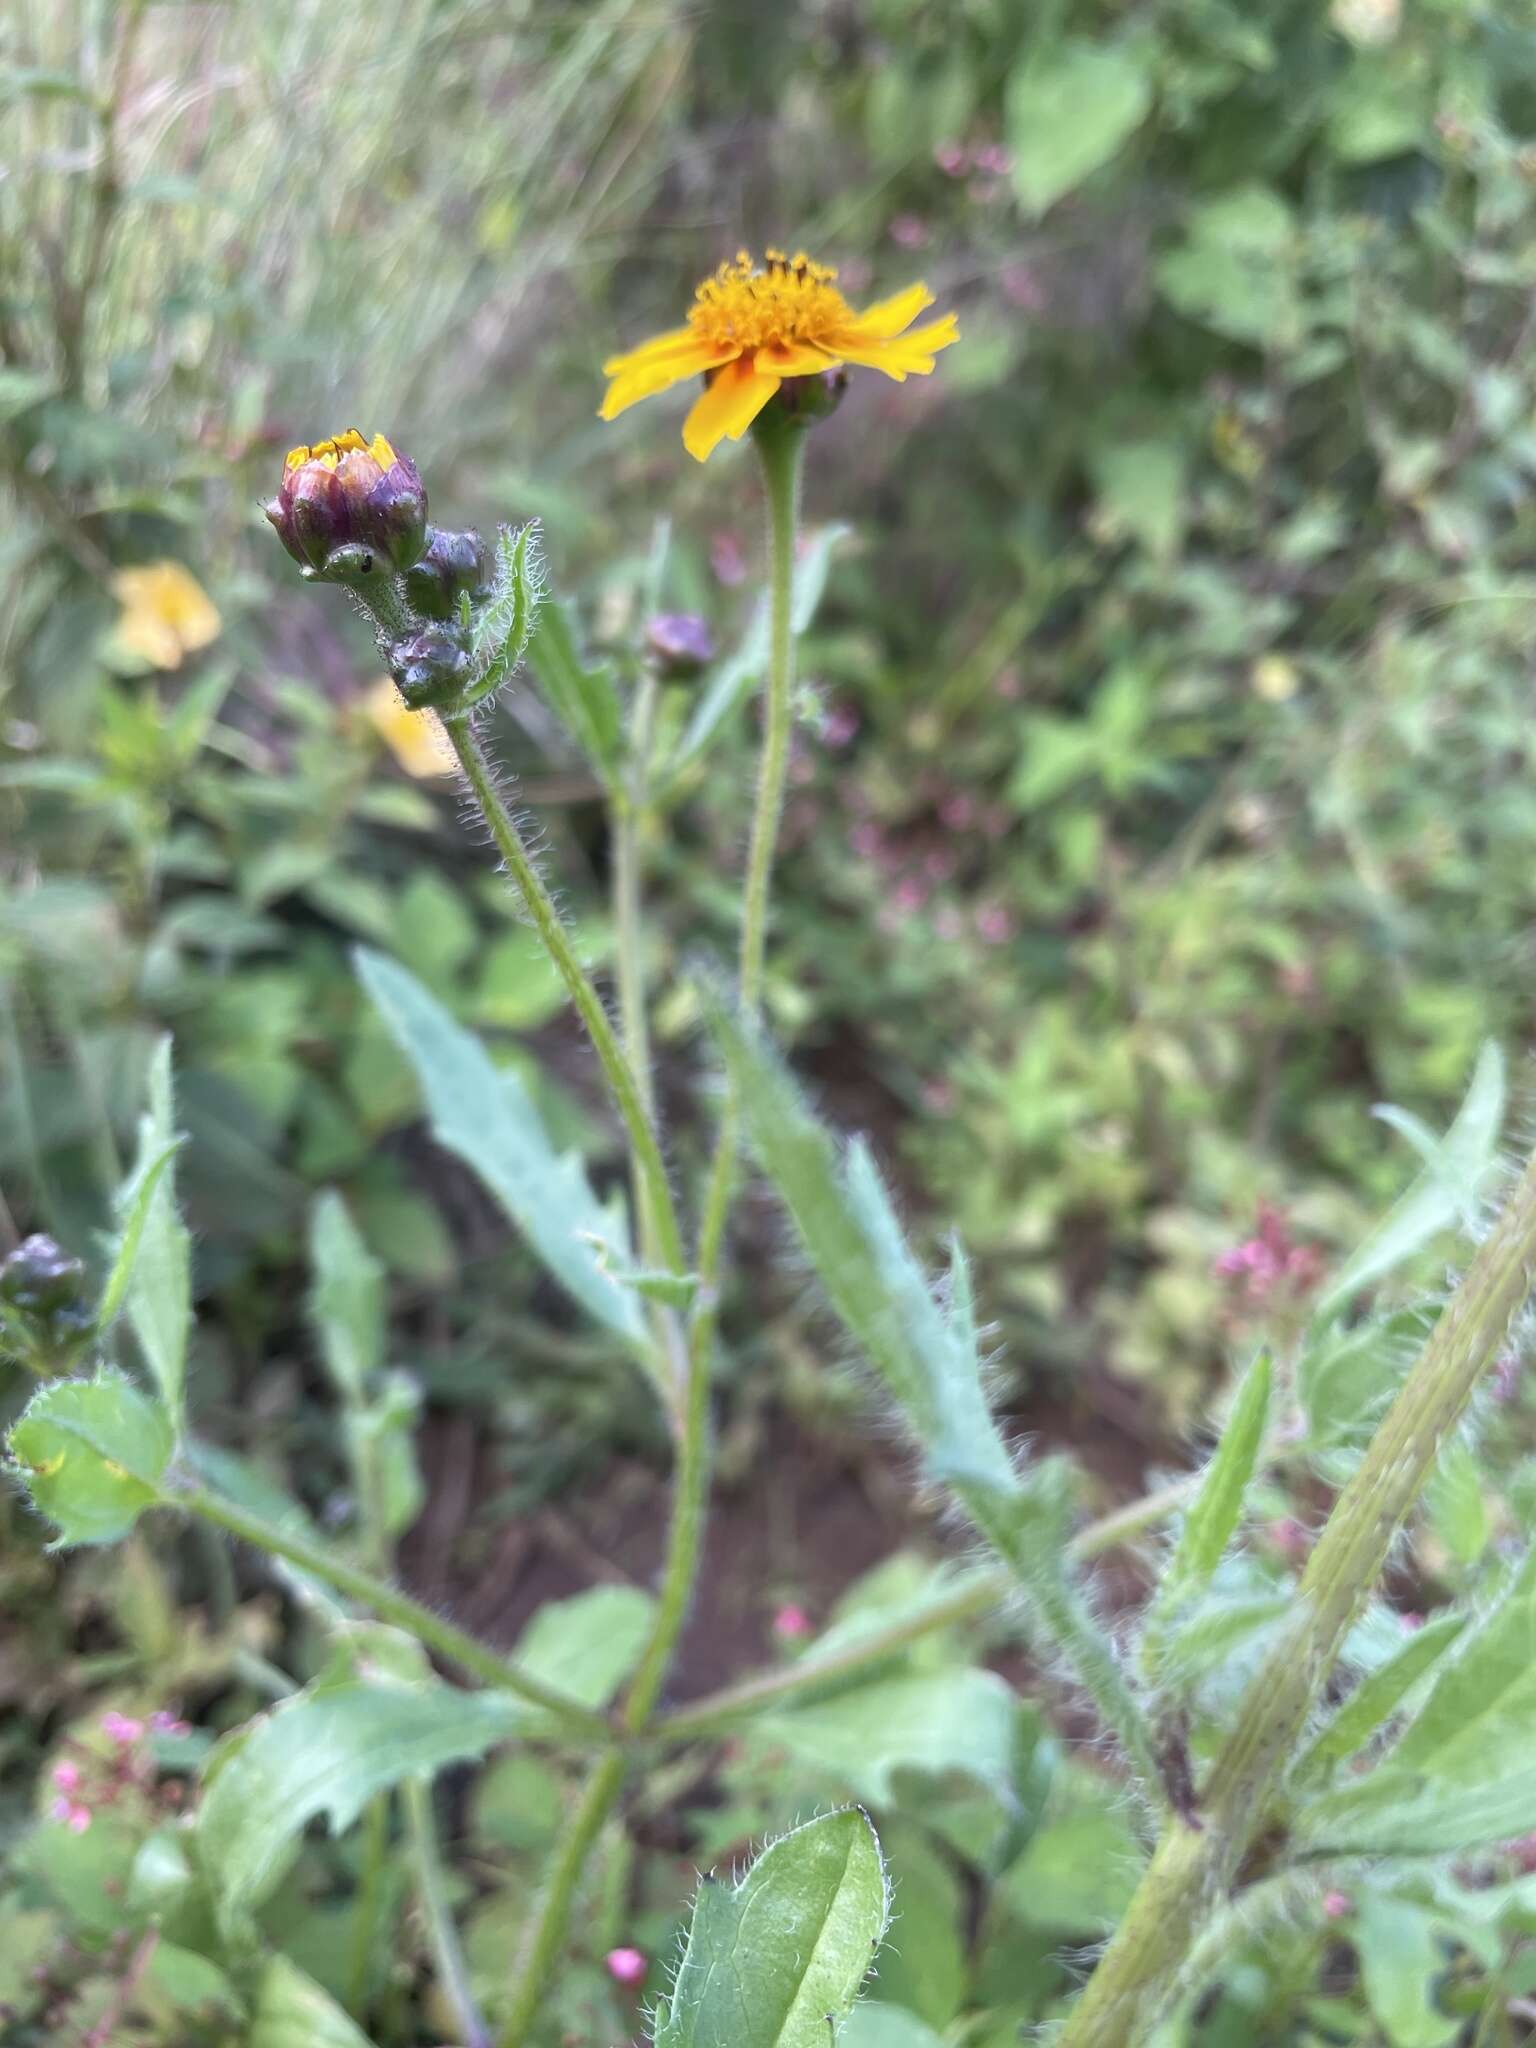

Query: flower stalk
[1057,1141,1536,2042]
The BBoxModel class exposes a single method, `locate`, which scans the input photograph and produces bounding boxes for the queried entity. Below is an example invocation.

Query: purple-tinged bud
[1,1234,86,1316]
[645,612,714,677]
[265,430,427,579]
[404,526,494,621]
[389,625,474,711]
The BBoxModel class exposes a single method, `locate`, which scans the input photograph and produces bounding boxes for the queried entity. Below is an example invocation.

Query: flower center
[687,249,853,354]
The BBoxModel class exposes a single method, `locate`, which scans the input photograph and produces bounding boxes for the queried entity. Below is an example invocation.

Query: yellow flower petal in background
[111,561,222,671]
[363,676,454,778]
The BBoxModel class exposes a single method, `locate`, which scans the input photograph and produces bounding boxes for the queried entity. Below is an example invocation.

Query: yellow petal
[830,313,959,380]
[753,340,841,376]
[111,561,221,669]
[846,282,935,339]
[368,433,398,468]
[682,358,781,462]
[363,677,454,778]
[600,341,739,422]
[601,325,703,377]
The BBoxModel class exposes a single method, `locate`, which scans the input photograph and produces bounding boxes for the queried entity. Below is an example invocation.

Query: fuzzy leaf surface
[7,1371,172,1545]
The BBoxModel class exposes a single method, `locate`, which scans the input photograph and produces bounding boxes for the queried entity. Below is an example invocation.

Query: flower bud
[265,430,427,579]
[1,1234,87,1319]
[757,369,849,436]
[645,612,714,677]
[0,1232,92,1368]
[403,525,494,621]
[388,625,474,711]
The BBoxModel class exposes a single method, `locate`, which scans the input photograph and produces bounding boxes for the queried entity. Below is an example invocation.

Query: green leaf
[670,525,850,776]
[502,1584,655,1729]
[6,1371,172,1546]
[1293,1612,1467,1783]
[1298,1309,1427,1450]
[1299,1760,1536,1858]
[355,949,643,1344]
[465,521,543,710]
[1387,1546,1536,1778]
[526,598,624,777]
[1156,186,1299,347]
[197,1673,520,1936]
[761,1669,1022,1811]
[1424,1436,1488,1567]
[309,1191,386,1402]
[1142,1355,1270,1678]
[1316,1042,1505,1320]
[250,1956,377,2048]
[1005,40,1152,216]
[1354,1895,1459,2048]
[841,2009,946,2048]
[95,1139,180,1335]
[709,995,1154,1790]
[652,1809,890,2048]
[116,1038,191,1431]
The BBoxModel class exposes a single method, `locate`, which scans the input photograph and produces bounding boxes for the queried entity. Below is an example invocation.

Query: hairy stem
[1058,1143,1536,2043]
[696,420,805,1285]
[496,1749,629,2048]
[614,670,661,1271]
[405,1779,492,2048]
[652,1463,1205,1743]
[444,712,685,1280]
[173,1482,610,1736]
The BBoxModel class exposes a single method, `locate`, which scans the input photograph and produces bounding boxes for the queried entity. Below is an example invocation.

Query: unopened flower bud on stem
[265,430,427,580]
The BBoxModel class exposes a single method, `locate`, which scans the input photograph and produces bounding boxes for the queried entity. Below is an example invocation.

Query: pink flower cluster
[49,1708,189,1834]
[1214,1204,1323,1308]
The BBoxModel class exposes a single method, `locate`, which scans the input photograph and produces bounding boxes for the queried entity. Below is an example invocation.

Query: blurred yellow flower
[111,561,221,670]
[363,676,454,778]
[600,248,959,461]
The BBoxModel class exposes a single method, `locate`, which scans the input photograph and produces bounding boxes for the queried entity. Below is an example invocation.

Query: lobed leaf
[197,1673,521,1936]
[356,949,644,1345]
[709,995,1155,1792]
[465,520,544,709]
[6,1371,173,1546]
[652,1809,890,2048]
[1293,1612,1467,1783]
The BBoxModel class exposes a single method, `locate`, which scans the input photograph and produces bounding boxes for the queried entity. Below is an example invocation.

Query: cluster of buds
[48,1708,190,1834]
[264,429,538,717]
[1214,1204,1323,1311]
[0,1233,93,1374]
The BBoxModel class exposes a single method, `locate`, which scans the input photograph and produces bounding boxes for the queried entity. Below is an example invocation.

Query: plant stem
[696,420,805,1286]
[614,671,661,1272]
[651,1464,1205,1743]
[405,1779,492,2048]
[1058,1142,1536,2043]
[496,1749,629,2048]
[444,712,685,1281]
[172,1482,610,1737]
[347,1792,391,2018]
[620,1309,713,1733]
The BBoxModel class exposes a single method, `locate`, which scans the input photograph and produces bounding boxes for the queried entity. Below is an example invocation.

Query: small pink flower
[849,822,883,859]
[1267,1518,1310,1562]
[890,214,930,250]
[149,1710,190,1736]
[893,877,929,914]
[976,903,1014,945]
[51,1760,82,1793]
[606,1947,647,1987]
[1322,1890,1351,1921]
[772,1603,811,1641]
[973,142,1013,176]
[1399,1610,1425,1632]
[710,532,747,587]
[934,141,969,176]
[101,1712,144,1746]
[1493,1352,1522,1403]
[51,1796,91,1833]
[938,791,975,831]
[821,704,859,748]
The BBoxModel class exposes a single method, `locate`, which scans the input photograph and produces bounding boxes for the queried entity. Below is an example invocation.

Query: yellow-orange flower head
[600,249,959,462]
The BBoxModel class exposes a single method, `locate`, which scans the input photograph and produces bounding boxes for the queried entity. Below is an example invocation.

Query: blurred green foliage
[8,0,1536,2038]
